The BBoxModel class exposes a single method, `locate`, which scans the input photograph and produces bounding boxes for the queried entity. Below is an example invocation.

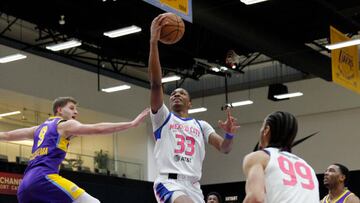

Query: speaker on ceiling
[268,83,289,101]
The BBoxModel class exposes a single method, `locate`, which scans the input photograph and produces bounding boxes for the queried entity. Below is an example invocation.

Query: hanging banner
[143,0,193,23]
[330,26,360,94]
[0,172,23,195]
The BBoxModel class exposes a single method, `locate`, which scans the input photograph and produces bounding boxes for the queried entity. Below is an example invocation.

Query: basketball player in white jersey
[149,14,240,203]
[242,111,319,203]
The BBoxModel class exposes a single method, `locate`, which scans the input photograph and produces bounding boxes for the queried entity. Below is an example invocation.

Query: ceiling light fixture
[188,107,207,114]
[211,67,220,72]
[0,54,27,63]
[0,111,21,118]
[101,85,131,93]
[103,25,142,38]
[240,0,269,5]
[220,66,228,71]
[46,39,82,51]
[230,100,254,107]
[274,92,303,99]
[161,75,181,83]
[59,15,65,25]
[325,39,360,50]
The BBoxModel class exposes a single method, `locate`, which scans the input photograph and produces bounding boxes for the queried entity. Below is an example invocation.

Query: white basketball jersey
[150,104,214,180]
[263,148,319,203]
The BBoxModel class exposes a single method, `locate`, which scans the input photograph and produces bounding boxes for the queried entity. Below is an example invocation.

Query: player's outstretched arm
[149,14,167,113]
[60,108,150,138]
[209,109,240,153]
[243,151,268,203]
[0,126,37,141]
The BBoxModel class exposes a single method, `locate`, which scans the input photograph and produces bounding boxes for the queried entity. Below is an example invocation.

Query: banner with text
[143,0,193,23]
[330,26,360,94]
[0,172,23,195]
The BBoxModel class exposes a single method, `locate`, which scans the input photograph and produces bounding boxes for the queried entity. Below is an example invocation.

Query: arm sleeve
[199,120,215,143]
[150,104,170,132]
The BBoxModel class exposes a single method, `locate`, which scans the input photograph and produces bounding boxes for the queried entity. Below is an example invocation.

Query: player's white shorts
[153,174,204,203]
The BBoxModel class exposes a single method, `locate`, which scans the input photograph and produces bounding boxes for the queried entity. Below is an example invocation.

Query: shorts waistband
[160,173,199,182]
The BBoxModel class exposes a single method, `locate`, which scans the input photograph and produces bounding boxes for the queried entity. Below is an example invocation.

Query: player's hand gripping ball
[159,13,185,45]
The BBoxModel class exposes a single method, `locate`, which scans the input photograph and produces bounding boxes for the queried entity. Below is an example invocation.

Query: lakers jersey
[150,104,215,180]
[322,189,355,203]
[263,147,319,203]
[25,116,70,175]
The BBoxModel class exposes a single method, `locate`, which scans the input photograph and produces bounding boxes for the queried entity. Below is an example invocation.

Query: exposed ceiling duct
[1,0,360,96]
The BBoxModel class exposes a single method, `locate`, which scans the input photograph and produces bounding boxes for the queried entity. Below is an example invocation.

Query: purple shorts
[17,170,84,203]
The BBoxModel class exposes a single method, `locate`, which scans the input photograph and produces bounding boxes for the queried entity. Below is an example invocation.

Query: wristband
[225,133,235,140]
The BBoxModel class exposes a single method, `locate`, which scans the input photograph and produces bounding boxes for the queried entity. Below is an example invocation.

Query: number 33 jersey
[263,147,319,203]
[150,104,215,180]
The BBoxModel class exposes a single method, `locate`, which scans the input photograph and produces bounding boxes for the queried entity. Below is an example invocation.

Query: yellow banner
[330,26,360,93]
[160,0,188,15]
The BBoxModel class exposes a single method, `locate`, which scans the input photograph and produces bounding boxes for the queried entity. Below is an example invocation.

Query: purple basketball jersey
[25,116,69,175]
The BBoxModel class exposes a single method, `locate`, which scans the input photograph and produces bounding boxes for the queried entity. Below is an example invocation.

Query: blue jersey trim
[173,113,193,121]
[154,113,172,141]
[195,120,204,137]
[262,149,271,156]
[155,182,173,203]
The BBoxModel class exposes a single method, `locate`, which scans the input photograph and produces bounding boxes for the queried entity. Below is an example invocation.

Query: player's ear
[339,174,346,183]
[56,107,62,114]
[263,125,271,137]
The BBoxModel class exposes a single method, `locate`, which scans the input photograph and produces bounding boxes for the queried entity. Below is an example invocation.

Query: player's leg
[16,191,29,203]
[73,192,100,203]
[154,177,202,203]
[171,181,205,203]
[154,179,192,203]
[17,173,31,203]
[17,173,84,203]
[154,182,175,202]
[172,192,194,203]
[45,174,86,202]
[176,181,204,203]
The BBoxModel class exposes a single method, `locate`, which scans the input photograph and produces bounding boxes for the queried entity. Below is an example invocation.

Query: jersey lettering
[174,134,195,156]
[37,126,48,147]
[277,155,315,190]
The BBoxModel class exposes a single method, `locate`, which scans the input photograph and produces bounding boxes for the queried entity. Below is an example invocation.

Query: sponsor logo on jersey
[174,155,192,163]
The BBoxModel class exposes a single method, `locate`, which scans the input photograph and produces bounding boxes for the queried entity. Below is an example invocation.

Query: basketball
[159,13,185,45]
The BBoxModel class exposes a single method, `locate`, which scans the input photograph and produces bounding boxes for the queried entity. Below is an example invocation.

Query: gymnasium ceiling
[1,0,360,98]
